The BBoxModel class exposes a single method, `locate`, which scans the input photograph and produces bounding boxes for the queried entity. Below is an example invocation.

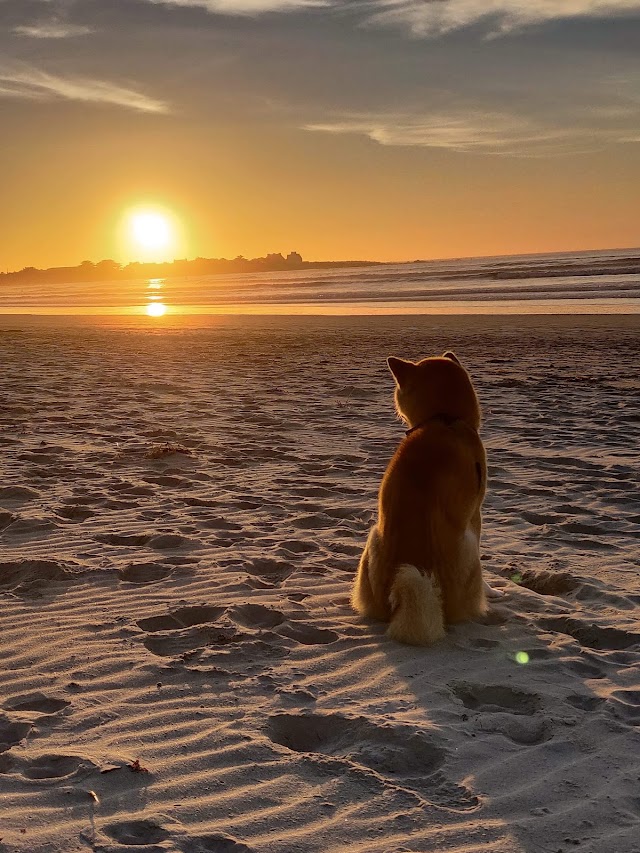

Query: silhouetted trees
[0,252,377,286]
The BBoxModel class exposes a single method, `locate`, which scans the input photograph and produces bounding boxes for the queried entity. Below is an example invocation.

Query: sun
[122,206,181,262]
[146,301,167,317]
[131,212,171,251]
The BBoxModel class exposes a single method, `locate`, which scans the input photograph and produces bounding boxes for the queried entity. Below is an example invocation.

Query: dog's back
[352,353,487,645]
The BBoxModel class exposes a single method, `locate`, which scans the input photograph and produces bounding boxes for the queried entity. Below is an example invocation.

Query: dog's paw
[483,579,506,600]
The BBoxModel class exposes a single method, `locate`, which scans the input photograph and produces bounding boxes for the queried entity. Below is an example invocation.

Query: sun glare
[146,301,167,317]
[132,213,171,251]
[122,206,181,263]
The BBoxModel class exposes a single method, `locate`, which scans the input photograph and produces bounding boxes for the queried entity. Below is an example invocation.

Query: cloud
[140,0,640,33]
[13,23,95,39]
[366,1,640,38]
[0,65,169,113]
[146,0,330,14]
[304,108,639,155]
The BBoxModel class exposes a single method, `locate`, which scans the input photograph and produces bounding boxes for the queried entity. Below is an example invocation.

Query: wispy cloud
[147,0,330,14]
[0,65,169,114]
[13,23,95,39]
[142,0,640,33]
[366,1,640,38]
[305,108,639,156]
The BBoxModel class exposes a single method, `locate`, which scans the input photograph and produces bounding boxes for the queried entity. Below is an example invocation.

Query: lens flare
[515,651,530,665]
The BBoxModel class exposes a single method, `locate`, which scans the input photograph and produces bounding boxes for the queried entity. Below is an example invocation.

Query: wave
[1,248,639,313]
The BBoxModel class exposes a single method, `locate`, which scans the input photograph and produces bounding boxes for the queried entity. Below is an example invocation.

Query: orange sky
[1,1,639,270]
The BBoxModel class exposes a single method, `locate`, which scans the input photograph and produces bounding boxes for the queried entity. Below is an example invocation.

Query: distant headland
[0,252,380,286]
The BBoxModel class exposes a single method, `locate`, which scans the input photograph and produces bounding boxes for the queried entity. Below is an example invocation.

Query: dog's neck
[405,413,458,437]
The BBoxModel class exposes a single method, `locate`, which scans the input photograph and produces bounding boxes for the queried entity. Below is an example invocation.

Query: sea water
[1,248,639,316]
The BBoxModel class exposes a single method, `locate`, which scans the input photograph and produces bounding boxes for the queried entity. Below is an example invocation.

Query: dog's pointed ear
[387,356,416,385]
[443,351,461,365]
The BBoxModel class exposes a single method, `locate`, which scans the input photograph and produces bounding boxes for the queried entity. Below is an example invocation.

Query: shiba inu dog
[352,351,489,645]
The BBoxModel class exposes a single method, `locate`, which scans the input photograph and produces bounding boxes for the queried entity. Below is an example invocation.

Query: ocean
[1,248,639,316]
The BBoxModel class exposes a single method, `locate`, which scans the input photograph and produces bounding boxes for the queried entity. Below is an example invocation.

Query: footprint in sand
[607,689,640,727]
[118,562,174,584]
[103,819,170,846]
[565,693,606,712]
[278,539,319,555]
[0,715,32,752]
[450,683,550,746]
[149,533,195,551]
[266,713,477,810]
[144,629,237,658]
[136,599,338,675]
[185,634,292,676]
[539,616,640,651]
[136,606,235,657]
[21,754,93,781]
[291,513,336,530]
[513,569,581,596]
[230,604,285,629]
[276,622,339,645]
[0,559,82,596]
[451,683,541,715]
[3,692,70,715]
[0,485,41,508]
[55,504,95,522]
[137,606,226,633]
[332,541,362,557]
[564,654,606,679]
[244,557,295,585]
[573,581,640,610]
[2,516,58,538]
[229,605,339,645]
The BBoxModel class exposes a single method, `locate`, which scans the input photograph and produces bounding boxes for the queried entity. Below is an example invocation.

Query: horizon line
[3,244,640,278]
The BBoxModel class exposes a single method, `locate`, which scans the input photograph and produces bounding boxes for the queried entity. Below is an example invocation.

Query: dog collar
[405,413,456,436]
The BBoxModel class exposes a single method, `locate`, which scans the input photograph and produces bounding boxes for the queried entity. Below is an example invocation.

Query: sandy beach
[1,313,639,853]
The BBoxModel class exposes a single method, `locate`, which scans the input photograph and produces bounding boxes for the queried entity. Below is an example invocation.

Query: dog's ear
[443,351,461,365]
[387,356,416,385]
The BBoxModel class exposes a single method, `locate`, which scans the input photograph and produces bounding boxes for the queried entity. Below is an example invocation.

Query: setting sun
[121,206,182,263]
[146,301,167,317]
[132,213,171,251]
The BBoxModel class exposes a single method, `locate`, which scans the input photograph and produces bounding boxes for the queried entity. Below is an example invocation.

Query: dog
[352,351,492,645]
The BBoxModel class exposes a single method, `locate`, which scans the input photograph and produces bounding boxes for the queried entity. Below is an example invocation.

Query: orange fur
[352,352,487,645]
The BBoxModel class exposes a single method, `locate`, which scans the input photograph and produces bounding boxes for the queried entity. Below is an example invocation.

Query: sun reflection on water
[145,279,168,317]
[146,301,167,317]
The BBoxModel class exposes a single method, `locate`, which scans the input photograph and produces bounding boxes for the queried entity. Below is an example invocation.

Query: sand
[0,314,639,853]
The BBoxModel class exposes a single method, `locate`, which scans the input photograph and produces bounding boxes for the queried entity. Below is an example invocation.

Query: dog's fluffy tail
[387,564,445,646]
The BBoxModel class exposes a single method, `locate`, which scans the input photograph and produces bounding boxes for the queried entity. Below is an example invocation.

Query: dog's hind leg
[471,507,505,600]
[352,526,387,621]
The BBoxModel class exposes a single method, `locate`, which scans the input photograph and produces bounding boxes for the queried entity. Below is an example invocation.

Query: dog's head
[387,351,481,431]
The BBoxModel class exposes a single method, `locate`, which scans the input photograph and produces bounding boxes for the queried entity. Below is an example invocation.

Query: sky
[1,0,640,269]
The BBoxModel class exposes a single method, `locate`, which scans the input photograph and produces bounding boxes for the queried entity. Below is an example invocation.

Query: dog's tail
[387,565,445,646]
